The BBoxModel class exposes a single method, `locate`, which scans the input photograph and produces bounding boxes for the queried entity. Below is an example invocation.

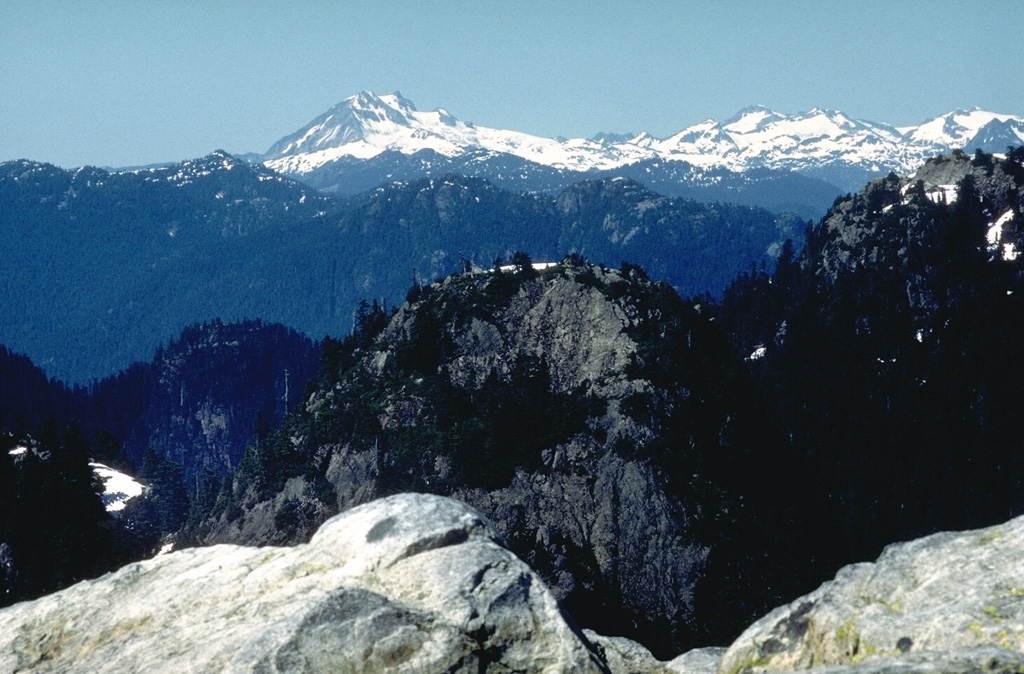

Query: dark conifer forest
[716,147,1024,570]
[0,320,318,604]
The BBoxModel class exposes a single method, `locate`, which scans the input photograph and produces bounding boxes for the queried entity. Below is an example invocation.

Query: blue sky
[2,0,1022,168]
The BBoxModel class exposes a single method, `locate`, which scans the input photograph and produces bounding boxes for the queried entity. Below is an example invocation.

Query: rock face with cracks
[0,493,609,673]
[717,512,1024,674]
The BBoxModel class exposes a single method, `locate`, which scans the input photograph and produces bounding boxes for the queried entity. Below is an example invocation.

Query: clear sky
[2,0,1022,169]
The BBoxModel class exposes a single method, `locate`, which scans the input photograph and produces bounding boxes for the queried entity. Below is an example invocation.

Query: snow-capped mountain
[262,92,1024,196]
[263,91,650,175]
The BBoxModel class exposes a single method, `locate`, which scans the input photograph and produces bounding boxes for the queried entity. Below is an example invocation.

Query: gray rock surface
[584,629,724,674]
[770,648,1024,674]
[206,259,763,654]
[716,513,1024,674]
[0,493,609,673]
[668,647,727,674]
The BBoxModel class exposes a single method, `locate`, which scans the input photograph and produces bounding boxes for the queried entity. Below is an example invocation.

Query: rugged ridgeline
[192,256,812,655]
[0,155,797,383]
[261,91,1024,204]
[270,148,840,220]
[717,148,1024,570]
[4,492,1024,674]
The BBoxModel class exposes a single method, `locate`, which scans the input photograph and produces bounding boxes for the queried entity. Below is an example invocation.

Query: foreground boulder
[717,513,1024,674]
[585,629,725,674]
[0,493,609,673]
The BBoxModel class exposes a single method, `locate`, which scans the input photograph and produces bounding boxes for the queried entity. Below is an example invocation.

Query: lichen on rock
[717,513,1024,674]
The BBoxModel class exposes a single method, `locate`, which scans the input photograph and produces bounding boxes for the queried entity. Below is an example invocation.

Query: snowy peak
[263,90,493,173]
[966,117,1024,154]
[262,90,653,175]
[262,92,1024,191]
[724,107,901,150]
[659,120,738,156]
[902,108,1021,147]
[722,105,787,134]
[264,90,421,159]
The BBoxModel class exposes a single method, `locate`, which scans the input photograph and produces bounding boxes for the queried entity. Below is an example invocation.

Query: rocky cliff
[196,256,807,654]
[814,148,1023,280]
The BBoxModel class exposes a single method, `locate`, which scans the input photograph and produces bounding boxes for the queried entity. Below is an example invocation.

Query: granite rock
[0,493,609,673]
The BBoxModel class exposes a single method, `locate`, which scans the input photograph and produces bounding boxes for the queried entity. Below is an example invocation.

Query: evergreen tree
[140,448,188,534]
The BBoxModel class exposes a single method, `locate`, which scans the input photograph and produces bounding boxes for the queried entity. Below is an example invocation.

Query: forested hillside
[0,154,342,382]
[0,320,320,607]
[717,148,1024,569]
[0,155,799,383]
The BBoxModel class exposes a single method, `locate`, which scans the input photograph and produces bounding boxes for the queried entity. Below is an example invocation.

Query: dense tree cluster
[0,319,321,605]
[716,148,1024,568]
[0,427,133,605]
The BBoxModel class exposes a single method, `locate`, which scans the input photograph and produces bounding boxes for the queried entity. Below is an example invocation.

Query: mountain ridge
[262,92,1024,194]
[0,155,799,384]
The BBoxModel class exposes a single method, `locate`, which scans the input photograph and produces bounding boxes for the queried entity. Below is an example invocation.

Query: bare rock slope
[717,512,1024,674]
[0,493,610,673]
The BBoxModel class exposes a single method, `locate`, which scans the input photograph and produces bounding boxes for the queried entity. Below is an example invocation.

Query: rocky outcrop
[0,493,609,673]
[716,513,1024,674]
[585,629,725,674]
[814,149,1023,279]
[209,258,796,654]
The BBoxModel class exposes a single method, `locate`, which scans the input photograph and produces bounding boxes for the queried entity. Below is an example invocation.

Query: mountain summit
[262,92,1024,194]
[264,91,450,163]
[263,90,638,177]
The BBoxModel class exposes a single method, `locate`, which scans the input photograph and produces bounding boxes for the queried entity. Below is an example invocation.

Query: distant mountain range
[0,154,796,383]
[259,91,1024,203]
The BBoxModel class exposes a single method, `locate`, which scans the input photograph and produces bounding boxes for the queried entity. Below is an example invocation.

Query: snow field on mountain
[263,92,1024,182]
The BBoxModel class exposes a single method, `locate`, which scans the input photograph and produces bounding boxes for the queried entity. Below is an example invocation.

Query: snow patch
[926,184,959,204]
[89,462,145,513]
[987,209,1015,247]
[496,261,559,273]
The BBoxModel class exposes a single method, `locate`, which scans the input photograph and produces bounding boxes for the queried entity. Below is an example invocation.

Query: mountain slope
[0,153,344,382]
[198,257,814,655]
[0,319,321,606]
[717,147,1024,571]
[0,159,799,383]
[262,92,1024,197]
[87,319,320,483]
